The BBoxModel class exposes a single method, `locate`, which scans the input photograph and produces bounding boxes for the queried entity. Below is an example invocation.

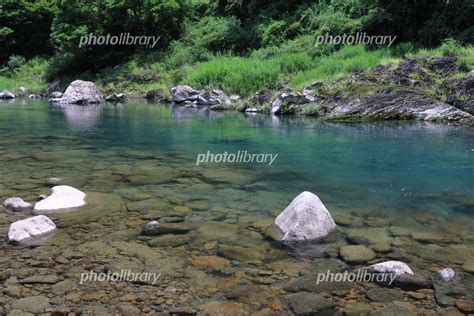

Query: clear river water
[0,99,473,314]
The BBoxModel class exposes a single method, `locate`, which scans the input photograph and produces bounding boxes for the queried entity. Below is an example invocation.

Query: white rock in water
[275,191,336,241]
[34,185,86,212]
[4,197,33,212]
[60,80,104,104]
[369,261,414,276]
[437,268,455,283]
[8,215,57,243]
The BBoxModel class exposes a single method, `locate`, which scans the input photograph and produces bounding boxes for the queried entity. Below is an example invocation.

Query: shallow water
[1,99,473,314]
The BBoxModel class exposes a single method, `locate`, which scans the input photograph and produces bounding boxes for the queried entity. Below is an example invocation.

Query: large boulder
[275,191,336,241]
[7,215,57,244]
[4,197,32,212]
[34,185,86,212]
[0,90,15,99]
[323,91,473,123]
[170,85,201,103]
[60,80,104,104]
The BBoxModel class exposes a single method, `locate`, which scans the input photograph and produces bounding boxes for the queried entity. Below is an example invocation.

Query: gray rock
[105,93,127,103]
[145,88,164,100]
[196,89,230,106]
[323,91,473,123]
[7,215,57,244]
[340,245,376,263]
[141,221,192,236]
[367,287,404,302]
[286,292,336,315]
[60,80,104,104]
[11,296,50,314]
[275,191,336,241]
[4,197,33,212]
[27,94,41,99]
[249,90,272,105]
[17,86,29,96]
[437,268,455,283]
[433,271,474,306]
[34,185,86,212]
[271,91,314,114]
[19,275,59,284]
[47,81,67,95]
[49,91,63,98]
[0,90,15,99]
[369,261,414,276]
[170,85,200,103]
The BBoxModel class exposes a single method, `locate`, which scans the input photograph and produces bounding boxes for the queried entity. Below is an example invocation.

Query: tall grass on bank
[0,58,48,92]
[290,45,397,88]
[184,52,314,96]
[184,45,401,96]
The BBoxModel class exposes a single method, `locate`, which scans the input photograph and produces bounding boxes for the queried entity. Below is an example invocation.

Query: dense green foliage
[0,0,472,95]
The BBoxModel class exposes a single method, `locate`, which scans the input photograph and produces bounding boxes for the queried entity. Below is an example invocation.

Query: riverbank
[2,44,473,124]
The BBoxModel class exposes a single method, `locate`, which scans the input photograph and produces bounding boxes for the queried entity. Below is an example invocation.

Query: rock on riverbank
[60,80,104,104]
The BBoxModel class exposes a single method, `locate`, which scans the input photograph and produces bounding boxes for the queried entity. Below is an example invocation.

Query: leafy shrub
[439,39,461,57]
[7,55,26,70]
[183,16,243,53]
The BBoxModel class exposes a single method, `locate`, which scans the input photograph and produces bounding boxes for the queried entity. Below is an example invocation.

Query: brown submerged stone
[192,256,231,269]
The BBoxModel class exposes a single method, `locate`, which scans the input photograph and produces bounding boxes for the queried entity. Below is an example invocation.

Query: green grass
[184,52,316,96]
[290,45,399,89]
[0,58,48,93]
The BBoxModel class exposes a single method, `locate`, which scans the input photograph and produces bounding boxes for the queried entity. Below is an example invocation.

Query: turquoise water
[1,99,474,313]
[1,100,472,217]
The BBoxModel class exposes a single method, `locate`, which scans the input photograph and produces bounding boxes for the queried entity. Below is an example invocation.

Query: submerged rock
[141,221,192,236]
[275,191,336,241]
[369,261,414,276]
[286,292,336,315]
[340,245,376,263]
[11,295,50,314]
[7,215,57,244]
[4,197,33,212]
[433,271,474,306]
[437,268,456,283]
[34,185,86,212]
[60,80,104,104]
